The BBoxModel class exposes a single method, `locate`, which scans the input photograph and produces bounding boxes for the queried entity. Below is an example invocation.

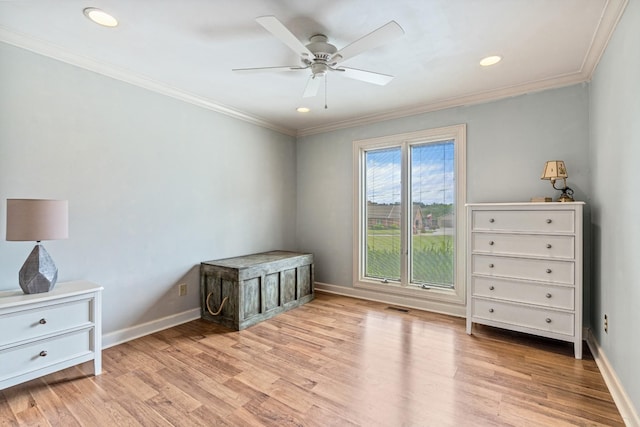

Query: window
[353,124,466,304]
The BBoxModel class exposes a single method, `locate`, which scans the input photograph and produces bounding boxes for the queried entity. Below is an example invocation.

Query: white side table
[0,281,103,390]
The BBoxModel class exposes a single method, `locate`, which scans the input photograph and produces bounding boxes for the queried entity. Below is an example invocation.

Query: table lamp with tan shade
[6,199,69,294]
[541,160,575,202]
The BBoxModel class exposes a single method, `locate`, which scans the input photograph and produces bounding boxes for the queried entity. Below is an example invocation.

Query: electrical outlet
[604,314,608,333]
[178,283,187,297]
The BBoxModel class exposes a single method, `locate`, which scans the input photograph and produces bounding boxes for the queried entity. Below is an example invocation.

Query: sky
[366,140,454,205]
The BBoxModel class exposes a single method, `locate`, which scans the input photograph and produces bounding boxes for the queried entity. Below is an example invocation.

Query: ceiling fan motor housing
[305,34,339,76]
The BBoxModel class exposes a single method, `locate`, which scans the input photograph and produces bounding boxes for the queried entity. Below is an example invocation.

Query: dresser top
[466,202,585,206]
[0,280,102,308]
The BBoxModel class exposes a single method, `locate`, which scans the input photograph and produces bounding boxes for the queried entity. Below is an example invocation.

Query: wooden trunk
[200,251,314,330]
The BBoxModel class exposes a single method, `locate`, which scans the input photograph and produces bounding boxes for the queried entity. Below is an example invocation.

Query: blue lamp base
[19,244,59,294]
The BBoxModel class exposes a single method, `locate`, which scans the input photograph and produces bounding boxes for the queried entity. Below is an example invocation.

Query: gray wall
[0,42,297,335]
[589,0,640,413]
[296,85,590,297]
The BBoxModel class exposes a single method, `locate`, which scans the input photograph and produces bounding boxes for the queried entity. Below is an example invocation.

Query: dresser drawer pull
[489,218,495,223]
[546,219,552,224]
[489,286,495,291]
[546,293,552,298]
[546,268,552,274]
[545,318,552,324]
[489,263,494,268]
[489,241,495,246]
[39,350,48,357]
[489,308,494,313]
[39,318,47,325]
[546,244,552,249]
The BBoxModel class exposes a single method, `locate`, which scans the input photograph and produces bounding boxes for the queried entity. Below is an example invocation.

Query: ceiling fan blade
[256,16,314,58]
[232,65,306,73]
[337,67,394,85]
[303,76,322,98]
[331,21,404,63]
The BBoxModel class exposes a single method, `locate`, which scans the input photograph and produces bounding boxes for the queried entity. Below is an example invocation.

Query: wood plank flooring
[0,292,624,426]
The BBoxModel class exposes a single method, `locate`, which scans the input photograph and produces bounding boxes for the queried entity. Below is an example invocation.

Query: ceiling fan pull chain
[325,74,328,109]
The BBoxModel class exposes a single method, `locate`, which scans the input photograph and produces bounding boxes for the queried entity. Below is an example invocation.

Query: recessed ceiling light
[83,8,118,27]
[296,107,310,113]
[480,55,502,67]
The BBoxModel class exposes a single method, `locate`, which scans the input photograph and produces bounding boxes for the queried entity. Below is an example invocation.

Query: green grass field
[366,232,452,251]
[366,232,454,286]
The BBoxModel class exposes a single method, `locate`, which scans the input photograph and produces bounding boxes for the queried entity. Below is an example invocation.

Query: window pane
[410,141,454,288]
[365,147,401,281]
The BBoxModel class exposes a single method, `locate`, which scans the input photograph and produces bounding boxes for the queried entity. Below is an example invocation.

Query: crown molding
[296,71,589,137]
[582,0,629,80]
[0,27,297,137]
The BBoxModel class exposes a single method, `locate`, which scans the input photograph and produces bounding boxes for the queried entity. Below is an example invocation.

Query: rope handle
[205,291,228,316]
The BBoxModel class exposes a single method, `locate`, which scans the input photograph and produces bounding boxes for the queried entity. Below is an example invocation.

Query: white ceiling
[0,0,627,136]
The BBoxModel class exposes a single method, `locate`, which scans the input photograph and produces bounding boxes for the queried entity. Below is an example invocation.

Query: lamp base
[557,193,575,202]
[19,244,58,294]
[557,187,575,202]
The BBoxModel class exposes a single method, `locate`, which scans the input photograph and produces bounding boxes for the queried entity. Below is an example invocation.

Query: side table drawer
[0,329,92,382]
[472,276,574,310]
[0,299,92,348]
[472,298,574,336]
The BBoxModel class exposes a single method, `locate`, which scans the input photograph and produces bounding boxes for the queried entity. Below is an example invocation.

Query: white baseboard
[587,330,640,427]
[315,282,466,318]
[102,308,201,349]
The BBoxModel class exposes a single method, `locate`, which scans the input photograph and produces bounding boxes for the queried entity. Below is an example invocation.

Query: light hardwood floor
[0,293,624,426]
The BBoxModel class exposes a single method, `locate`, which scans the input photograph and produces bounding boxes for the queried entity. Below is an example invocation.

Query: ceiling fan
[233,16,404,98]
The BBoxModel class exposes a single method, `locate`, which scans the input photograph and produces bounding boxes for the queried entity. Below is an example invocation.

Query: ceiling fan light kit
[233,16,404,102]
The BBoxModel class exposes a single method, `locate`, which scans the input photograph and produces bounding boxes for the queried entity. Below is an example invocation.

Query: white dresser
[0,281,103,390]
[466,202,584,359]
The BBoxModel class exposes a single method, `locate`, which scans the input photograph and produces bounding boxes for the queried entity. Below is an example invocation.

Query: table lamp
[541,160,574,202]
[6,199,69,294]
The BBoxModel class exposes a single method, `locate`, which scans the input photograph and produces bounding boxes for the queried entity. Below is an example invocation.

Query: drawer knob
[489,285,495,291]
[546,219,552,224]
[489,218,495,223]
[546,293,552,298]
[546,268,552,274]
[546,244,552,249]
[39,350,47,357]
[489,263,494,268]
[489,308,494,313]
[39,318,47,325]
[489,241,495,246]
[545,318,552,324]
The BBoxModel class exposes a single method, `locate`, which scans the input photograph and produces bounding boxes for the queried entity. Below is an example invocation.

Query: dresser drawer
[0,299,92,348]
[471,233,574,259]
[472,210,574,233]
[472,276,574,310]
[472,254,574,284]
[0,329,92,382]
[471,298,574,336]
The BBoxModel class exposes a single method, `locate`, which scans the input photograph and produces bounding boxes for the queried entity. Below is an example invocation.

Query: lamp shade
[6,199,69,241]
[541,160,568,180]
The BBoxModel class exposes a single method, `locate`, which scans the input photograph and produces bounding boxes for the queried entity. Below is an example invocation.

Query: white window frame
[352,124,467,305]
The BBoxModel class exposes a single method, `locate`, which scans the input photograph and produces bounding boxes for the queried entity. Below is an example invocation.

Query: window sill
[354,279,465,305]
